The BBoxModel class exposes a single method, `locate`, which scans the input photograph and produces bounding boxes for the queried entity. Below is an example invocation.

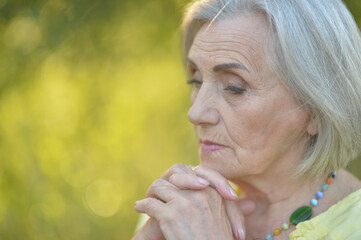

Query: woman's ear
[306,115,318,136]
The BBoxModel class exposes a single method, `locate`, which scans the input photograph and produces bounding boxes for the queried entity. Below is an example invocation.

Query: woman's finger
[168,173,210,189]
[225,200,246,240]
[161,163,195,180]
[146,179,180,203]
[135,198,166,220]
[194,166,239,200]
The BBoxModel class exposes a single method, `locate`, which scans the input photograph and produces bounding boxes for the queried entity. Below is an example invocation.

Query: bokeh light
[84,179,122,217]
[4,16,42,53]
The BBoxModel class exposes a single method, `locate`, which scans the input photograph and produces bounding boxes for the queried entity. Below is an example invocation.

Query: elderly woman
[133,0,361,239]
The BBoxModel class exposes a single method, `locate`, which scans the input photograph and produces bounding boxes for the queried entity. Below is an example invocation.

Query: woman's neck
[236,172,324,204]
[233,169,361,239]
[233,173,324,239]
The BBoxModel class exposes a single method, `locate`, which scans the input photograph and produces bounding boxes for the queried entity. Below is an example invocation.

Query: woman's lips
[201,140,227,154]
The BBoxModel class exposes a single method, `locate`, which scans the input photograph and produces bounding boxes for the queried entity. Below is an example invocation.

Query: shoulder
[289,170,361,240]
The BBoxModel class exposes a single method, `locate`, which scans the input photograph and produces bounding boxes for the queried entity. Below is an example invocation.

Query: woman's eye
[187,79,202,87]
[224,86,246,94]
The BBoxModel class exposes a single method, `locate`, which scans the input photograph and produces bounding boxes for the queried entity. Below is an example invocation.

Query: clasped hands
[134,164,255,240]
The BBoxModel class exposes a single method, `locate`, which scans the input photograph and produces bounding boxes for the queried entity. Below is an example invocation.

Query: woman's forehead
[188,16,267,59]
[188,15,268,70]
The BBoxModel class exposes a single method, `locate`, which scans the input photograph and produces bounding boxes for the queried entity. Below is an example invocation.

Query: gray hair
[181,0,361,179]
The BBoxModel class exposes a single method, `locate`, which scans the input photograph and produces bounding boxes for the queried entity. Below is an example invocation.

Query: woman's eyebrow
[213,62,249,72]
[187,58,197,68]
[187,58,248,73]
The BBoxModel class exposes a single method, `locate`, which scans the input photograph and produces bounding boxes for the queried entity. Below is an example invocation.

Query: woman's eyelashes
[187,79,246,95]
[187,79,202,87]
[187,79,203,92]
[224,85,246,94]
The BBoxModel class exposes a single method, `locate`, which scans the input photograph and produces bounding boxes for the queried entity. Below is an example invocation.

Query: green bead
[282,223,289,230]
[290,206,313,225]
[321,184,328,191]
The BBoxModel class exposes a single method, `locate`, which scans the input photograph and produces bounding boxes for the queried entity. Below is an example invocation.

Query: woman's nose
[187,84,219,126]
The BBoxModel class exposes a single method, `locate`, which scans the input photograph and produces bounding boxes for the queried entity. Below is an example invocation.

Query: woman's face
[187,15,316,180]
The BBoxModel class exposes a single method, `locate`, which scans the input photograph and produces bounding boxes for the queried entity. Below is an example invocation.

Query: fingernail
[229,186,239,199]
[197,177,209,186]
[237,227,246,240]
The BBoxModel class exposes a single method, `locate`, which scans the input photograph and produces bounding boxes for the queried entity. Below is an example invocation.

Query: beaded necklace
[257,172,336,240]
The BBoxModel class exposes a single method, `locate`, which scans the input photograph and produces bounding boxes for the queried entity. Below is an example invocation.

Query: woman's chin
[199,151,226,169]
[199,157,239,179]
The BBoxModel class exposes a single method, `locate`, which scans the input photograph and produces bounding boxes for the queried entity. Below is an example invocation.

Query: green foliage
[0,0,360,239]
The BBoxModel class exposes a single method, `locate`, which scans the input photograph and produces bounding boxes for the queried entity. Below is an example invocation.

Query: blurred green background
[0,0,360,239]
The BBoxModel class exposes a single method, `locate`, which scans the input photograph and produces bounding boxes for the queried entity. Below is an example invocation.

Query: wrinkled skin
[134,164,253,240]
[133,14,320,240]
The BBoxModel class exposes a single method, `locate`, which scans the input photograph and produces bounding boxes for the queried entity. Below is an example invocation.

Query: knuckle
[151,178,166,189]
[193,165,203,174]
[143,198,155,211]
[182,164,193,170]
[168,173,176,181]
[150,181,158,190]
[171,163,185,170]
[172,163,192,172]
[156,178,167,185]
[168,174,178,185]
